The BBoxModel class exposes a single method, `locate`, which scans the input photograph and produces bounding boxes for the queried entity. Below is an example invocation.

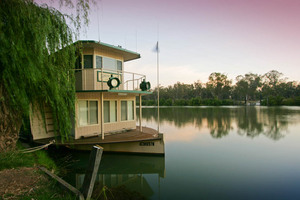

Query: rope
[20,140,55,153]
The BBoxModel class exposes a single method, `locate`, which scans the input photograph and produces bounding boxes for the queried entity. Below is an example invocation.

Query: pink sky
[42,0,300,86]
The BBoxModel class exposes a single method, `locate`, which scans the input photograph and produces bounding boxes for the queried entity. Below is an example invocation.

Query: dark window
[84,55,93,69]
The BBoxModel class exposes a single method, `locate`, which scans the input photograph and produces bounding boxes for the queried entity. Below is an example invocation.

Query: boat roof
[75,40,141,62]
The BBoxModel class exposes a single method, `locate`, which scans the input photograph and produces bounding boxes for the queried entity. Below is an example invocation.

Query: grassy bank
[0,144,56,171]
[0,143,146,200]
[0,142,75,199]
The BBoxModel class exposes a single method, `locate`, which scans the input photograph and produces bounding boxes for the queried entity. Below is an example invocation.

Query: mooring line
[20,140,55,153]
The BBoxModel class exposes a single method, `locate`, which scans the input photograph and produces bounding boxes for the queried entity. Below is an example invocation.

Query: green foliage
[206,72,232,99]
[0,0,79,141]
[295,97,300,106]
[35,150,57,170]
[261,96,300,106]
[282,98,295,106]
[235,73,262,102]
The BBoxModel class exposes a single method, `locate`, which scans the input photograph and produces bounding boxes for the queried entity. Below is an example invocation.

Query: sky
[43,0,300,87]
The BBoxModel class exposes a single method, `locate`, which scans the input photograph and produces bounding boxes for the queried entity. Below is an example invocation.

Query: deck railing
[75,68,146,91]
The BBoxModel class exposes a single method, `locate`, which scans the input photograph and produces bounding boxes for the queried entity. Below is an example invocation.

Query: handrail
[74,68,147,91]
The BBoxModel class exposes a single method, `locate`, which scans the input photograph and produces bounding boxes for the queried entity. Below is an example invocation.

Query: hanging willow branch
[0,0,88,145]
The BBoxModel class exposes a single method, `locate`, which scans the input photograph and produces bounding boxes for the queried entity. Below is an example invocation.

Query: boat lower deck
[35,126,165,154]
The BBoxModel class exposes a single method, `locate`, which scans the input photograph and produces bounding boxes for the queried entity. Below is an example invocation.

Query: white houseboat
[30,40,165,155]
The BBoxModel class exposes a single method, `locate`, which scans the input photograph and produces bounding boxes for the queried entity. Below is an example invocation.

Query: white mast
[156,41,160,134]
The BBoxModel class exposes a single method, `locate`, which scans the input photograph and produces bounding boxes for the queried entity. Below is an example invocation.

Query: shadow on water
[140,106,300,140]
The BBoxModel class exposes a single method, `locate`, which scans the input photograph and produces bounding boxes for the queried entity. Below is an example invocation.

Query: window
[78,101,88,125]
[102,57,122,71]
[117,60,122,71]
[78,100,98,126]
[104,101,117,123]
[128,101,134,120]
[84,55,93,69]
[96,56,102,69]
[121,101,127,121]
[121,100,135,121]
[103,57,117,71]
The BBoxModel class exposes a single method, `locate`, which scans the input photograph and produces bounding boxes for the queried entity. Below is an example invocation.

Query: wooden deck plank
[35,126,159,145]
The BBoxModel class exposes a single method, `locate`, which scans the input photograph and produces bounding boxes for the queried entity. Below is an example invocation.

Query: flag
[153,41,160,53]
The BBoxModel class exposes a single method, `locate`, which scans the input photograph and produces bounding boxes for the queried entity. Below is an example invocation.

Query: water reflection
[65,154,165,199]
[140,106,300,140]
[61,106,300,200]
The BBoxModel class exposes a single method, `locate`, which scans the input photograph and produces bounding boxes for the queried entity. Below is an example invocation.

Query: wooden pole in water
[81,145,103,200]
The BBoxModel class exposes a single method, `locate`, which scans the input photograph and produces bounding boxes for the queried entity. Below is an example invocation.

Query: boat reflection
[69,154,165,198]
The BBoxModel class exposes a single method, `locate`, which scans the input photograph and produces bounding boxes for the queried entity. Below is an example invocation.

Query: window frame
[121,100,135,122]
[96,55,102,69]
[103,100,118,124]
[101,56,123,71]
[77,99,99,127]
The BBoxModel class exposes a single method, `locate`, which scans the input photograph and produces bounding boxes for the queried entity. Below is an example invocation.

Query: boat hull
[34,127,165,155]
[66,134,165,155]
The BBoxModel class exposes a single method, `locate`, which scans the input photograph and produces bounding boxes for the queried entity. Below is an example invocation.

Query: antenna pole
[97,4,100,42]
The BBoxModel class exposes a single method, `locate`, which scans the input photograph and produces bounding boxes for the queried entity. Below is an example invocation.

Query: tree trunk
[0,84,23,152]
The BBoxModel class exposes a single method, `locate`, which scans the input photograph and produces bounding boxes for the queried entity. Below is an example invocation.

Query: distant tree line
[141,70,300,106]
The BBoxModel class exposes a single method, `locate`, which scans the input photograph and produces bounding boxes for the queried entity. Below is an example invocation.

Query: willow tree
[0,0,90,152]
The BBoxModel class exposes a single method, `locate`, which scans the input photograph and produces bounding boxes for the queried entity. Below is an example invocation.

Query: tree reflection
[236,107,290,140]
[236,107,264,138]
[202,108,232,138]
[139,106,300,141]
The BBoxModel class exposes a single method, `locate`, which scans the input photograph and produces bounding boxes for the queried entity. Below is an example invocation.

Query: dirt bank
[0,167,46,199]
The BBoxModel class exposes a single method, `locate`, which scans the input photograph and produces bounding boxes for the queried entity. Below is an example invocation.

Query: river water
[63,106,300,200]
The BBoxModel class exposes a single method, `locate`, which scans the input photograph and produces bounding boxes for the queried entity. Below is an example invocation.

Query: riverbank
[141,96,300,106]
[0,142,75,199]
[0,142,147,200]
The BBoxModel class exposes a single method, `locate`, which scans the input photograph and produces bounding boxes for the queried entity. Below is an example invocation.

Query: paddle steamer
[30,40,164,155]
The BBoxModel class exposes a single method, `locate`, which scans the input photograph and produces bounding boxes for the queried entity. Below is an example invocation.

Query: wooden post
[101,92,104,140]
[101,69,103,89]
[39,166,84,200]
[81,145,104,200]
[132,74,134,90]
[139,94,142,132]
